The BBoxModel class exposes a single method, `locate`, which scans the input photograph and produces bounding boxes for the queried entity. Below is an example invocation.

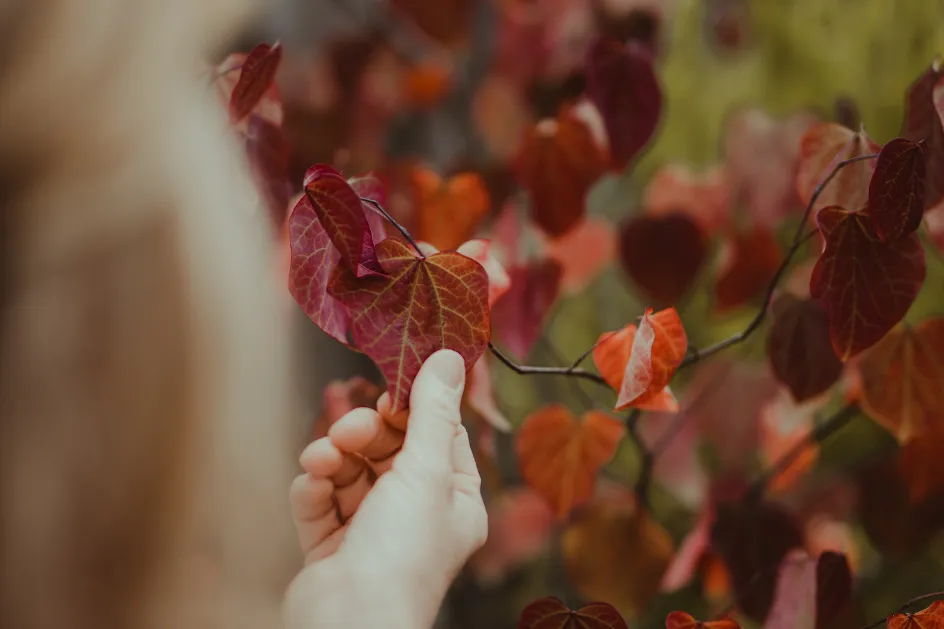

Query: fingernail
[429,350,465,390]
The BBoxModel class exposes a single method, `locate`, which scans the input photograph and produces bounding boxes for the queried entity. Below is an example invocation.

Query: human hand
[284,350,487,629]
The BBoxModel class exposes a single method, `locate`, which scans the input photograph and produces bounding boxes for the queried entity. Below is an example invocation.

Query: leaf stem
[360,197,426,258]
[488,342,610,388]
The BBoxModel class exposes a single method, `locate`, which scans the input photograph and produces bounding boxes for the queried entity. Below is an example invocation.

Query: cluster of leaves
[216,6,944,627]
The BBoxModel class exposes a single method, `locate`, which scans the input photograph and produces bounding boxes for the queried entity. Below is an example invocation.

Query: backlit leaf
[869,138,927,241]
[767,294,843,402]
[562,493,674,617]
[857,318,944,442]
[763,550,852,629]
[517,105,609,237]
[303,164,385,277]
[585,37,662,171]
[887,601,944,629]
[229,42,283,124]
[328,238,490,411]
[413,167,491,251]
[214,51,283,128]
[492,259,564,360]
[796,122,880,214]
[515,405,626,518]
[714,225,781,313]
[517,597,629,629]
[619,214,707,307]
[711,501,804,622]
[810,206,925,361]
[665,611,740,629]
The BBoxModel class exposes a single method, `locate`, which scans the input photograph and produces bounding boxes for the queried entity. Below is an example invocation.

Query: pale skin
[283,349,488,629]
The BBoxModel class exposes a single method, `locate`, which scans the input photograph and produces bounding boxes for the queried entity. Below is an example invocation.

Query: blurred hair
[0,1,302,628]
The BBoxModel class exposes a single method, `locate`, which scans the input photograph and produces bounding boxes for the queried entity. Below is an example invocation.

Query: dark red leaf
[810,206,925,361]
[619,214,706,307]
[328,238,491,411]
[585,37,662,171]
[815,551,853,629]
[764,549,852,629]
[766,295,843,403]
[869,138,927,241]
[714,225,781,313]
[348,173,390,243]
[491,259,564,360]
[245,116,292,228]
[517,597,628,629]
[901,60,944,210]
[303,164,385,277]
[229,42,283,124]
[517,105,609,237]
[288,194,350,343]
[710,501,804,622]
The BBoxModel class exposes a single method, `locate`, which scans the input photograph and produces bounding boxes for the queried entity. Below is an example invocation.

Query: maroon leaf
[517,596,629,629]
[288,194,349,343]
[348,173,389,242]
[585,37,662,171]
[328,238,491,410]
[303,164,385,277]
[491,259,564,360]
[766,295,843,403]
[619,214,707,307]
[810,206,926,361]
[229,42,283,124]
[901,60,944,210]
[815,551,853,629]
[245,115,292,228]
[711,501,804,622]
[869,138,927,241]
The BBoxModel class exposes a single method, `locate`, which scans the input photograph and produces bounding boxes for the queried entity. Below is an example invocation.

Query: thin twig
[360,196,425,258]
[488,342,610,387]
[745,403,860,501]
[860,590,944,629]
[677,153,878,370]
[624,409,653,508]
[538,337,599,411]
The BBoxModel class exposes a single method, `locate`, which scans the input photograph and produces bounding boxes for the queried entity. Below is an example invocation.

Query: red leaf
[491,259,564,360]
[796,122,880,214]
[585,37,662,170]
[517,597,629,629]
[464,356,511,433]
[455,239,511,308]
[810,206,925,361]
[517,105,609,237]
[898,431,944,502]
[644,164,731,233]
[229,42,283,124]
[328,238,490,410]
[245,116,292,227]
[758,391,821,494]
[901,60,944,210]
[665,611,740,629]
[767,295,843,403]
[288,193,350,343]
[869,138,927,241]
[542,217,617,294]
[710,501,805,622]
[763,550,852,629]
[887,601,944,629]
[660,508,713,592]
[413,167,491,251]
[314,377,384,439]
[303,165,385,278]
[714,225,781,313]
[857,318,944,443]
[515,405,626,518]
[619,214,707,307]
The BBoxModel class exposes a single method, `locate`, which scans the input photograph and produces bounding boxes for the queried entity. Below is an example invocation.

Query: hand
[284,350,488,629]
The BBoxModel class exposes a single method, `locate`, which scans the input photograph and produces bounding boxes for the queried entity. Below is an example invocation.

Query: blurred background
[228,1,944,627]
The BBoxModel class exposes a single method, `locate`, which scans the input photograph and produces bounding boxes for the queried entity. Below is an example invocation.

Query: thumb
[400,349,466,474]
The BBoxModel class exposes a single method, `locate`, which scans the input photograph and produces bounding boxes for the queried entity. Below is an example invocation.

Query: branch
[677,153,878,371]
[360,196,425,258]
[745,403,859,501]
[861,591,944,629]
[488,342,610,387]
[625,409,653,508]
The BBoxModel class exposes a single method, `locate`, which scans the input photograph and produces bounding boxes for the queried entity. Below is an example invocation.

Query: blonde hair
[0,1,302,628]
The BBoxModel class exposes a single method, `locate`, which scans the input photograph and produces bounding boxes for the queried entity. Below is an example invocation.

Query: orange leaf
[515,405,626,518]
[593,308,687,412]
[403,59,452,108]
[898,431,944,502]
[887,601,944,629]
[517,597,629,629]
[857,317,944,442]
[413,167,491,251]
[562,496,674,617]
[665,611,740,629]
[796,122,880,215]
[758,391,821,494]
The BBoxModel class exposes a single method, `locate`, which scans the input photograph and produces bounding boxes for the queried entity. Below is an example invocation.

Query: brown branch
[745,403,859,501]
[624,409,652,508]
[677,153,878,371]
[488,342,610,387]
[861,591,944,629]
[359,196,425,258]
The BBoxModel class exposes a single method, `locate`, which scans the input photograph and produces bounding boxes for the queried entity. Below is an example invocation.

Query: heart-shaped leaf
[412,166,490,251]
[796,122,879,214]
[328,238,490,410]
[619,214,707,307]
[869,138,927,242]
[491,259,563,360]
[517,597,628,629]
[666,611,741,629]
[229,42,283,124]
[887,601,944,629]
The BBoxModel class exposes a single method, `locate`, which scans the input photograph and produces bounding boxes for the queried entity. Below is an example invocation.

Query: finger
[377,392,409,432]
[451,426,482,497]
[366,448,399,476]
[305,523,349,564]
[400,350,466,473]
[334,469,371,521]
[299,438,367,487]
[329,407,404,461]
[290,474,342,556]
